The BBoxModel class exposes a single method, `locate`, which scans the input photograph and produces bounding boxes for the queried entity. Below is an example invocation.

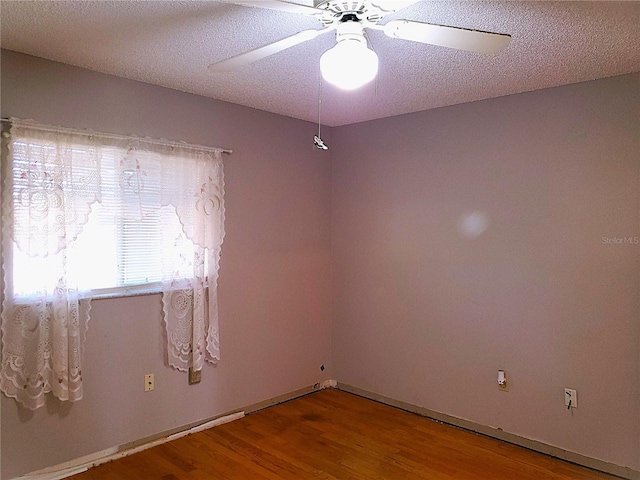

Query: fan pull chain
[318,76,322,137]
[314,75,328,150]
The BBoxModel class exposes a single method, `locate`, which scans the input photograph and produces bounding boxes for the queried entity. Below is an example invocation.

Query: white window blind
[10,142,205,297]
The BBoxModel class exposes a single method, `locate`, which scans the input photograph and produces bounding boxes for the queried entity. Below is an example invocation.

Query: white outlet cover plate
[145,374,154,392]
[564,388,577,408]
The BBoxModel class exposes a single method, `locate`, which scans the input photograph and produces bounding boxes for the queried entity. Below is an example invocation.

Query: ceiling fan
[209,1,511,90]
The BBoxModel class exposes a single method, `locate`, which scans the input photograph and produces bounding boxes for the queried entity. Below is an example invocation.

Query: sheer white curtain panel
[1,124,100,409]
[160,148,225,371]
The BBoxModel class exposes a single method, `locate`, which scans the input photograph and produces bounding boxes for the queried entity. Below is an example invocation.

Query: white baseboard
[14,412,244,480]
[12,380,337,480]
[337,382,639,480]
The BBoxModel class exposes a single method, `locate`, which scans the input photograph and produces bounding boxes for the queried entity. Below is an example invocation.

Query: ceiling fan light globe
[320,40,379,91]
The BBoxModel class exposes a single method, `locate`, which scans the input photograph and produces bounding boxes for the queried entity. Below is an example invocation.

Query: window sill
[88,282,162,300]
[15,281,206,302]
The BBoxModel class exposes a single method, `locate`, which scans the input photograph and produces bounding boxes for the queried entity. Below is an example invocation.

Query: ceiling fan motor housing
[315,1,386,27]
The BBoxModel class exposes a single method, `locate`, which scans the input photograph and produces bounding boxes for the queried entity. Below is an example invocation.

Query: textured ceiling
[1,0,639,126]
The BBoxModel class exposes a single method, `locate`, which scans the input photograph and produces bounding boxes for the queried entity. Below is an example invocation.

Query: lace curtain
[1,119,225,409]
[160,149,225,371]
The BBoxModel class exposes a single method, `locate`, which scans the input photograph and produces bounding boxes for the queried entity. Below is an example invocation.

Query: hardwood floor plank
[71,389,621,480]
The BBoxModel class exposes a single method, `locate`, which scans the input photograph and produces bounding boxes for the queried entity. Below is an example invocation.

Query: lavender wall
[0,51,333,479]
[331,73,640,471]
[1,49,639,478]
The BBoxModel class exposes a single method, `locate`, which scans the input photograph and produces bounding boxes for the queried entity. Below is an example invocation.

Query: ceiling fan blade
[227,1,321,17]
[208,28,331,72]
[384,20,511,55]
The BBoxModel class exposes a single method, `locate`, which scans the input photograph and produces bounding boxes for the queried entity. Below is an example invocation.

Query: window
[2,119,226,410]
[10,140,201,297]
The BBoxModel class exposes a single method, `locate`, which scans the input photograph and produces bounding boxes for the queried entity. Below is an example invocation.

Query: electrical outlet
[564,388,577,408]
[498,370,508,392]
[144,373,154,392]
[188,367,201,385]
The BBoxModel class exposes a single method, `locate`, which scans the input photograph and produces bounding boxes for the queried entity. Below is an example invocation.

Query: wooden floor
[72,389,619,480]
